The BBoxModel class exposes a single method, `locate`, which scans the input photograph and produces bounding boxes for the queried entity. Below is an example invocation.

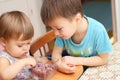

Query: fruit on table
[31,62,56,80]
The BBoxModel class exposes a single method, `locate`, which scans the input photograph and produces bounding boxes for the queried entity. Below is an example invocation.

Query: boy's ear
[74,13,82,23]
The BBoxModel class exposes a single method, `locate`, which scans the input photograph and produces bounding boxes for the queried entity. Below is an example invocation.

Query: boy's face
[48,17,77,39]
[3,38,32,58]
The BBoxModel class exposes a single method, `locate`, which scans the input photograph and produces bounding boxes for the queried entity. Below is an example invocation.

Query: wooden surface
[29,57,83,80]
[50,65,83,80]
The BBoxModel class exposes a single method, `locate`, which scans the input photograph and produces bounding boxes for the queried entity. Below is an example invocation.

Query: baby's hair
[41,0,83,25]
[0,11,34,41]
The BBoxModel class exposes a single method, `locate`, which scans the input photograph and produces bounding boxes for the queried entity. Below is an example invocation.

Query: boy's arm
[52,45,76,73]
[62,53,109,66]
[52,45,63,65]
[80,53,109,66]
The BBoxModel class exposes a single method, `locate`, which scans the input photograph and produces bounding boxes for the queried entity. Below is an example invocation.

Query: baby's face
[4,38,32,58]
[48,17,77,39]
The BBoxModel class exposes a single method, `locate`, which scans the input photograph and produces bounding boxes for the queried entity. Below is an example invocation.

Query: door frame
[111,0,117,43]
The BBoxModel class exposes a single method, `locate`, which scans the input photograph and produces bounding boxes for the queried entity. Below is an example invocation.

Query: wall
[0,0,46,41]
[27,0,46,40]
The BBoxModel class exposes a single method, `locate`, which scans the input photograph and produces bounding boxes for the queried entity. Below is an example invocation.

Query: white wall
[0,0,46,41]
[27,0,46,40]
[115,0,120,41]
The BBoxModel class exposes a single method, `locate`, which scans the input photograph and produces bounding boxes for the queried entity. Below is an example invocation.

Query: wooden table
[34,57,83,80]
[50,65,83,80]
[79,41,120,80]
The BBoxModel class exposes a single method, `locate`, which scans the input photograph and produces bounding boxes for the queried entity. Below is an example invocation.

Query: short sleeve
[95,26,113,54]
[55,36,64,48]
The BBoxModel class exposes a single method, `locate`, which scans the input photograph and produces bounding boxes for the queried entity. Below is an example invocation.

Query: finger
[65,65,76,73]
[66,68,75,73]
[67,64,75,67]
[61,58,65,62]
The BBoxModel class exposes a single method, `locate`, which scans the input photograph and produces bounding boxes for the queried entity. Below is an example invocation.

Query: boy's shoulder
[86,16,103,26]
[86,16,105,32]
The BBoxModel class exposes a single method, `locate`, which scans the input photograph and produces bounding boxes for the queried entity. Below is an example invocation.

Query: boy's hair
[0,11,34,41]
[41,0,83,25]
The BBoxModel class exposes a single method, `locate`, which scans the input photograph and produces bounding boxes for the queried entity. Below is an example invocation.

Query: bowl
[30,58,57,80]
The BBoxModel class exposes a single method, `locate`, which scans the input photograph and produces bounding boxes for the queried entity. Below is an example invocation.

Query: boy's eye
[57,28,62,30]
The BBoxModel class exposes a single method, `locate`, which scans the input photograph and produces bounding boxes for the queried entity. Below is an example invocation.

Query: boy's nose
[54,30,60,36]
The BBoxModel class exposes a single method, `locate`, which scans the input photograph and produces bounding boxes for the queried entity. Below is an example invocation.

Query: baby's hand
[35,56,49,63]
[22,57,37,67]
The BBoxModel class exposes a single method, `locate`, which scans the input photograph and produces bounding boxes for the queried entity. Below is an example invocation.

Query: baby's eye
[57,28,62,30]
[27,42,31,45]
[17,45,23,47]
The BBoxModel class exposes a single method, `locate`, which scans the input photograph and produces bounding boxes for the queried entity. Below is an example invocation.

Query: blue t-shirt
[55,16,113,57]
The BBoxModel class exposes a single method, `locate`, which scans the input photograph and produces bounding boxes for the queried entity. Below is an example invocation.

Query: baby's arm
[52,45,76,73]
[62,53,109,66]
[0,57,36,80]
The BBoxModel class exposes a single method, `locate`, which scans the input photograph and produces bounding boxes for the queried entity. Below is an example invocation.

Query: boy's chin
[62,37,70,40]
[60,36,70,39]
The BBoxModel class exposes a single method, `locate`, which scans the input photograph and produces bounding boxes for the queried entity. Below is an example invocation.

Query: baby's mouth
[22,52,28,57]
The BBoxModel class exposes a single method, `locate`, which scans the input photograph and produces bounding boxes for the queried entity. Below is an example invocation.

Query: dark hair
[41,0,83,25]
[0,11,34,41]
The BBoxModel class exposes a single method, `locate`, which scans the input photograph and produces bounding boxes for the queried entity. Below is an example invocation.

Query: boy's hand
[62,56,77,65]
[57,61,76,73]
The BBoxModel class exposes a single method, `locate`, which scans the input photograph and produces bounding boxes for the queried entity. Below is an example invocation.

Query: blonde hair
[0,11,34,41]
